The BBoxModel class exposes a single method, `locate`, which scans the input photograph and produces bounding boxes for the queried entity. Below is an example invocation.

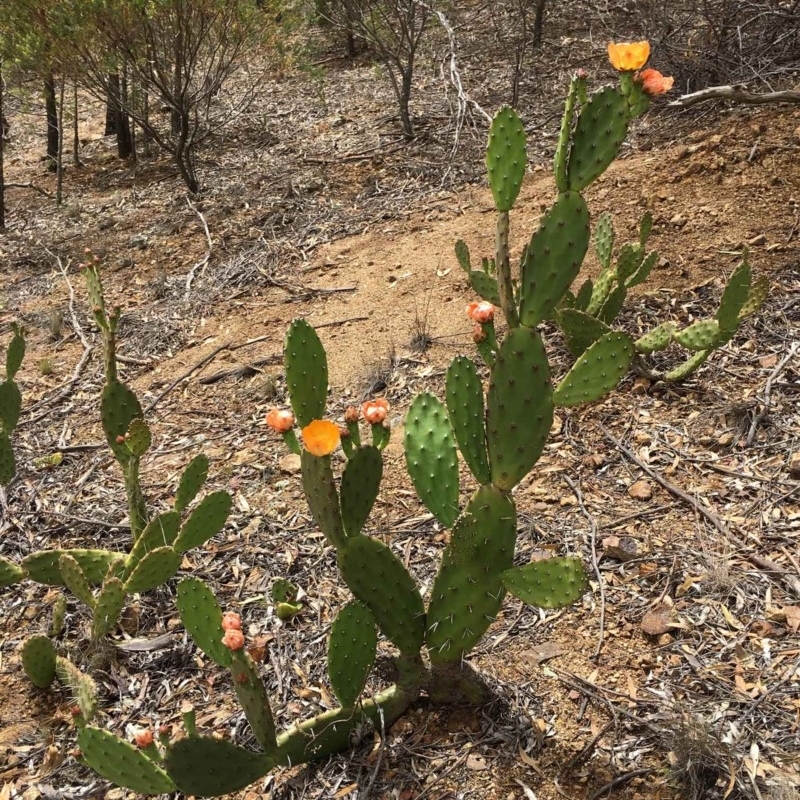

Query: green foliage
[0,324,25,486]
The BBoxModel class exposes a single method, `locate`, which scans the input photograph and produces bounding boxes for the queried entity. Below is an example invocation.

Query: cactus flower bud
[607,41,650,71]
[221,611,242,631]
[301,420,340,456]
[70,705,82,718]
[362,398,389,425]
[222,628,245,650]
[344,406,360,424]
[115,435,126,444]
[575,68,588,79]
[636,68,674,96]
[235,672,249,685]
[134,729,154,748]
[158,724,171,737]
[266,408,294,433]
[339,425,350,438]
[466,301,494,324]
[472,322,487,343]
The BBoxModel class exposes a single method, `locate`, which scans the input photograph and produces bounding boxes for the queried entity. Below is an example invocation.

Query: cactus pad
[739,274,769,319]
[594,211,614,270]
[445,356,491,485]
[553,331,633,408]
[502,557,588,608]
[665,349,711,382]
[0,431,14,486]
[635,322,676,354]
[426,486,516,663]
[0,381,22,432]
[58,553,95,609]
[92,577,127,639]
[23,549,125,586]
[567,87,628,191]
[176,577,232,667]
[486,106,527,212]
[404,393,460,527]
[173,490,232,553]
[128,510,181,565]
[125,417,152,457]
[338,535,425,655]
[174,453,210,513]
[627,249,658,288]
[301,451,346,549]
[328,600,377,708]
[101,380,144,463]
[165,736,273,796]
[56,656,98,720]
[486,326,553,491]
[230,651,278,757]
[284,319,328,426]
[519,191,590,327]
[79,727,175,794]
[674,320,721,351]
[469,270,501,306]
[21,635,57,688]
[340,446,382,537]
[558,308,612,358]
[123,546,180,594]
[0,554,24,587]
[717,260,751,336]
[5,324,25,380]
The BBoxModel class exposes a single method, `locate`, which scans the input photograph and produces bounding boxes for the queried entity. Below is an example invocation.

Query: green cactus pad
[717,260,751,336]
[567,86,628,191]
[0,381,22,432]
[338,535,425,655]
[486,326,553,491]
[101,379,144,463]
[271,577,298,604]
[553,331,633,408]
[445,356,491,485]
[404,393,460,528]
[56,656,98,720]
[173,490,232,553]
[558,308,613,358]
[128,510,182,566]
[92,577,127,639]
[5,325,25,380]
[49,593,67,637]
[518,191,590,327]
[22,549,125,586]
[469,270,501,306]
[426,486,516,663]
[486,106,527,212]
[328,600,377,708]
[340,446,382,537]
[123,546,180,594]
[0,430,14,486]
[165,735,273,796]
[502,557,588,608]
[627,250,658,288]
[615,243,642,283]
[301,451,345,549]
[21,635,57,688]
[739,275,769,319]
[674,320,721,351]
[79,727,175,795]
[176,577,232,667]
[174,453,210,513]
[58,553,96,610]
[455,240,471,273]
[665,349,711,382]
[284,319,328,427]
[0,554,24,587]
[574,278,594,312]
[639,211,654,246]
[230,651,278,757]
[635,322,676,354]
[585,267,617,318]
[554,76,579,192]
[594,211,615,270]
[597,283,627,325]
[125,417,152,457]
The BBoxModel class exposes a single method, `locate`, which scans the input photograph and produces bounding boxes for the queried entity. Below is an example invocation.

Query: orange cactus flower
[222,628,245,650]
[607,41,650,71]
[362,398,389,425]
[134,729,154,748]
[301,419,341,456]
[266,408,294,433]
[637,68,674,96]
[221,611,242,631]
[466,301,495,324]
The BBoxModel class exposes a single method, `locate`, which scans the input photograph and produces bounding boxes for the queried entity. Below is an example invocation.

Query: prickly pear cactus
[0,324,25,485]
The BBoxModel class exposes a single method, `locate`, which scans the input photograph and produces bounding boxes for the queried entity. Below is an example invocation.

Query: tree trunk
[44,73,59,172]
[171,27,183,136]
[56,77,65,205]
[399,68,414,139]
[105,73,133,158]
[533,0,546,47]
[0,60,6,230]
[121,67,135,161]
[104,74,117,135]
[73,82,81,166]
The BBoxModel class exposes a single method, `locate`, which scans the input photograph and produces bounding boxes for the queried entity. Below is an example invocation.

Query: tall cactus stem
[495,211,520,329]
[554,76,579,192]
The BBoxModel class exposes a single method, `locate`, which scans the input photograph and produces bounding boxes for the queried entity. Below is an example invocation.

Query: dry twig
[670,85,800,108]
[185,197,213,295]
[745,343,798,446]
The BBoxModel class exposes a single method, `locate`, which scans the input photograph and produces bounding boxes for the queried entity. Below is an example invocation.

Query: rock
[641,603,673,636]
[602,535,639,562]
[628,480,653,501]
[787,452,800,476]
[279,453,301,474]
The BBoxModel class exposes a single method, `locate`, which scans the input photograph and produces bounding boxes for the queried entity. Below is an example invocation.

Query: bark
[0,61,5,229]
[44,73,59,171]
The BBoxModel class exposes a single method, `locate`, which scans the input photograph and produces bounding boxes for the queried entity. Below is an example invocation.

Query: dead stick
[564,475,605,661]
[601,425,800,597]
[670,84,800,108]
[746,343,798,446]
[199,355,281,385]
[184,197,213,295]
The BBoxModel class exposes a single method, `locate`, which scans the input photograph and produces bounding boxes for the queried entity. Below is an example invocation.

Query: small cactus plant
[0,324,25,486]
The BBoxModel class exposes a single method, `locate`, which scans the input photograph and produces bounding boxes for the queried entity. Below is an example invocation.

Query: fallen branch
[184,197,213,295]
[5,181,53,198]
[670,84,800,108]
[745,343,798,446]
[199,355,281,385]
[601,425,800,598]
